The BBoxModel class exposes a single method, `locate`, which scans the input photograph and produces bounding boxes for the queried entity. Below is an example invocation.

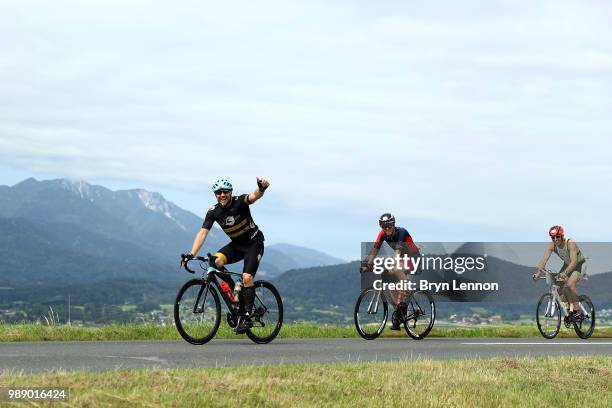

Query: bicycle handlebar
[180,253,210,274]
[534,268,566,284]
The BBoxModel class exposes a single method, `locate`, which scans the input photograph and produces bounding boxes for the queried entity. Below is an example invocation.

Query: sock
[242,286,255,316]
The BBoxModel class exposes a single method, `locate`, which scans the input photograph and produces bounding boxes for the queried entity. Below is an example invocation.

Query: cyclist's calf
[564,275,580,303]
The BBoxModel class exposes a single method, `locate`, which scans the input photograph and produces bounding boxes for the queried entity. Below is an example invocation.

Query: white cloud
[1,0,612,254]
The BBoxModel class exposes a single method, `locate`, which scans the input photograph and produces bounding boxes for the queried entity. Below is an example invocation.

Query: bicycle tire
[573,294,595,339]
[403,291,435,340]
[536,293,561,339]
[174,279,221,345]
[246,280,283,344]
[354,287,388,340]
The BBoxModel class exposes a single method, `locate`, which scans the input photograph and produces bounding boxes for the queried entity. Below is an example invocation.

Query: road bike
[534,268,595,339]
[354,275,435,340]
[174,254,283,344]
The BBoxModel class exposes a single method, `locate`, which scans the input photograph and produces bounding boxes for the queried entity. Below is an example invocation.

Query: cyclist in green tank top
[533,225,586,320]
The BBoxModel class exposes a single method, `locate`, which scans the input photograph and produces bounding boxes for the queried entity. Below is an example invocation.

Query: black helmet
[379,213,395,228]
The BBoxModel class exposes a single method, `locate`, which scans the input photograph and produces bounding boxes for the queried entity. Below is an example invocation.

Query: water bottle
[233,281,242,302]
[220,281,235,302]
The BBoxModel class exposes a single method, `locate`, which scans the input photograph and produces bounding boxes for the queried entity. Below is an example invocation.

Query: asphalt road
[1,338,611,373]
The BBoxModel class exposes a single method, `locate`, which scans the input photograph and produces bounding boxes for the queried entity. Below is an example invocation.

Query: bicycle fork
[193,283,209,314]
[368,290,383,314]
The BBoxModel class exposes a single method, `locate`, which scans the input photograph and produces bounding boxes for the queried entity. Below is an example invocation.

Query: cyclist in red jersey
[361,213,421,330]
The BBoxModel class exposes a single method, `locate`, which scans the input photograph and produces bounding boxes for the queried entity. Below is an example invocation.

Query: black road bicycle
[354,284,435,340]
[174,254,283,344]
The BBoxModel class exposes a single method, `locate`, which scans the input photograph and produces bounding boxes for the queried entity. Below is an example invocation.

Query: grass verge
[1,357,610,407]
[1,323,611,342]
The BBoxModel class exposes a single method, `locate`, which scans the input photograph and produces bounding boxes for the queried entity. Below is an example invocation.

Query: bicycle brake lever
[184,264,195,274]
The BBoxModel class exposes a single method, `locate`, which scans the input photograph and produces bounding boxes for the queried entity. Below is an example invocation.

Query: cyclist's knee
[214,257,225,268]
[243,273,254,286]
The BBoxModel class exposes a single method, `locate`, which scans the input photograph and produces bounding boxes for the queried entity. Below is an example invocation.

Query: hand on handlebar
[532,268,544,281]
[180,253,194,269]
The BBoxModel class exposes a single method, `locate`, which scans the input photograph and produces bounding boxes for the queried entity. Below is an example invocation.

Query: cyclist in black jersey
[182,177,270,334]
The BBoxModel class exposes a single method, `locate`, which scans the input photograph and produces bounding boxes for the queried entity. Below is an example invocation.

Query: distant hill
[273,262,361,323]
[2,178,609,325]
[271,256,612,322]
[267,243,344,269]
[1,256,610,324]
[0,178,343,283]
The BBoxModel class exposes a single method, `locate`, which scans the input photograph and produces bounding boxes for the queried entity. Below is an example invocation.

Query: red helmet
[549,225,564,238]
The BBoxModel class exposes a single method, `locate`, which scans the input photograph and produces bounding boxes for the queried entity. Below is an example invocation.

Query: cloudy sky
[1,1,611,259]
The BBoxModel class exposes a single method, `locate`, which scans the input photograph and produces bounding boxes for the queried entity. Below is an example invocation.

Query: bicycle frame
[366,286,427,320]
[188,258,243,315]
[189,258,270,322]
[540,269,589,317]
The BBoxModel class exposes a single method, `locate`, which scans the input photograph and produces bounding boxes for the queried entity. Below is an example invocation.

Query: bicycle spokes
[536,293,561,339]
[354,288,388,340]
[245,281,283,344]
[402,292,435,340]
[174,280,221,345]
[573,295,595,339]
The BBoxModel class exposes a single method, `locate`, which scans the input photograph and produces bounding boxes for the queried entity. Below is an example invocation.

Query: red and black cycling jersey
[374,227,419,254]
[202,194,262,241]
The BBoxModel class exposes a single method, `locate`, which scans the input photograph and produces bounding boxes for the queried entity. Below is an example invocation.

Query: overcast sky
[1,1,612,259]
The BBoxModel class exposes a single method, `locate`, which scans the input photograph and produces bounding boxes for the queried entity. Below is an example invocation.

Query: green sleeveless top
[553,237,586,265]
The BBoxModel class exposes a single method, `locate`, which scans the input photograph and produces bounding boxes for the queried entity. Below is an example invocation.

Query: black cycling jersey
[202,194,262,241]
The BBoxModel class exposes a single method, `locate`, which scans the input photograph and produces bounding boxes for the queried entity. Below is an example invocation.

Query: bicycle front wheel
[246,280,283,344]
[174,279,221,345]
[573,294,595,339]
[536,293,561,339]
[403,291,435,340]
[354,288,388,340]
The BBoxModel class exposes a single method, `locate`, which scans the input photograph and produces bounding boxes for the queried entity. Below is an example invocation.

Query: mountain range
[1,177,610,325]
[0,178,343,284]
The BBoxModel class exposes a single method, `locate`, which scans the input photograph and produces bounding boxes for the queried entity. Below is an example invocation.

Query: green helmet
[212,178,233,192]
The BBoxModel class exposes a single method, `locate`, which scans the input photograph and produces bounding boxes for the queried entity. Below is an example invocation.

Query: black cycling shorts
[215,232,265,276]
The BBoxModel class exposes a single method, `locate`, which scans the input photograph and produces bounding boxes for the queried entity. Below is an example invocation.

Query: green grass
[1,357,610,407]
[1,323,611,342]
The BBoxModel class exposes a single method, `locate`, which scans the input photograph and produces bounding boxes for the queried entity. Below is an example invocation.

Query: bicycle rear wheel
[573,294,595,339]
[174,279,221,345]
[536,293,561,339]
[403,291,435,340]
[354,288,388,340]
[246,280,283,344]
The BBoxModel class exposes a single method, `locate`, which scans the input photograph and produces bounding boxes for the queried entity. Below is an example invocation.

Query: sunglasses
[215,190,231,195]
[551,235,563,240]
